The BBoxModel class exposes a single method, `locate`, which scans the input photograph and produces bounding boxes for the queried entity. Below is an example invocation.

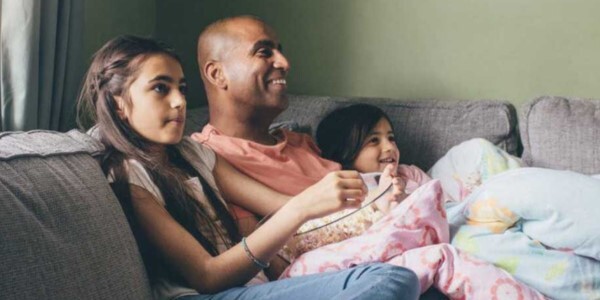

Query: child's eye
[388,135,395,142]
[153,83,169,95]
[179,84,188,96]
[368,137,380,144]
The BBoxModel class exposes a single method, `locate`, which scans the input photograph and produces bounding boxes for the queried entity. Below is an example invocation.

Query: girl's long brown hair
[77,35,240,278]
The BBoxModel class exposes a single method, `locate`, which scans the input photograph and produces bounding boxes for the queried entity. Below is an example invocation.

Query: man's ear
[114,96,128,120]
[204,61,227,89]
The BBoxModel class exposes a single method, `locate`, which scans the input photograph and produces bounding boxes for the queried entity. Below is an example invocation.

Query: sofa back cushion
[0,130,152,299]
[520,96,600,174]
[277,95,519,171]
[186,95,519,171]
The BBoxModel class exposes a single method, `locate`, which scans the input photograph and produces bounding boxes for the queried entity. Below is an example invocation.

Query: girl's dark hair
[77,35,240,277]
[316,104,393,170]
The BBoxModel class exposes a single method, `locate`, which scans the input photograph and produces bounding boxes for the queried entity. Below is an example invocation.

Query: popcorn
[285,204,384,259]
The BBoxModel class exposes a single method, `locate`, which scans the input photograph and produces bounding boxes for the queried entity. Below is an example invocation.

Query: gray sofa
[1,95,598,299]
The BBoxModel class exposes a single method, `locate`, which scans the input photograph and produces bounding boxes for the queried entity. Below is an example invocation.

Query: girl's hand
[287,170,367,221]
[376,164,408,214]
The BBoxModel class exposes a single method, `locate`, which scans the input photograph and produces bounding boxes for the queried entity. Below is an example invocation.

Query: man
[192,15,340,203]
[192,16,356,279]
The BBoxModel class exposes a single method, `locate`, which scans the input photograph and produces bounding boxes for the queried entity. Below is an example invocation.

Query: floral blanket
[280,180,545,299]
[280,138,599,299]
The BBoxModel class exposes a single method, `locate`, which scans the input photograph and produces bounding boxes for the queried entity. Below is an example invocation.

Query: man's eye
[258,48,273,57]
[153,83,169,94]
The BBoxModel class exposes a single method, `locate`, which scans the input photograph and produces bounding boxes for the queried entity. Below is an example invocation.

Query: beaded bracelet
[241,237,270,269]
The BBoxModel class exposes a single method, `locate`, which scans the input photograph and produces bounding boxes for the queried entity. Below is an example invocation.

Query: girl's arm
[212,155,294,279]
[128,171,365,294]
[213,155,291,216]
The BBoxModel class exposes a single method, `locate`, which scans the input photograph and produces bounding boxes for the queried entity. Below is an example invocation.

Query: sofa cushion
[278,95,520,171]
[0,130,152,299]
[520,96,600,174]
[185,95,519,171]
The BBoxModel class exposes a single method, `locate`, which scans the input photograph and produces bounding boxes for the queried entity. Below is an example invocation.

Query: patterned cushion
[520,96,600,174]
[0,130,151,299]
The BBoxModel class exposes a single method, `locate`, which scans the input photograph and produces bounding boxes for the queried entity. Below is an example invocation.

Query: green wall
[93,0,600,109]
[83,0,156,65]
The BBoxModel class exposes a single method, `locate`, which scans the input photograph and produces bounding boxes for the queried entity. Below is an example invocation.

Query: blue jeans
[178,263,419,300]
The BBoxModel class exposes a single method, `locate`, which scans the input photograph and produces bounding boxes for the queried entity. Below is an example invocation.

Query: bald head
[196,15,290,138]
[197,15,269,81]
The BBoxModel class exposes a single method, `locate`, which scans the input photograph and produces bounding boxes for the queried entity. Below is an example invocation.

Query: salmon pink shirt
[191,124,341,218]
[191,124,431,218]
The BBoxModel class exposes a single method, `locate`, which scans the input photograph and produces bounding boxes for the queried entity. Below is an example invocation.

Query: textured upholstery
[520,96,600,174]
[280,95,519,171]
[0,130,152,299]
[185,95,519,171]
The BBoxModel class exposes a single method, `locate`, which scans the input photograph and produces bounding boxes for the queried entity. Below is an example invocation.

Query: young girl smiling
[317,104,431,203]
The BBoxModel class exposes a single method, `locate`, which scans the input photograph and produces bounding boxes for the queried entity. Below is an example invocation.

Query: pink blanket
[281,180,545,299]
